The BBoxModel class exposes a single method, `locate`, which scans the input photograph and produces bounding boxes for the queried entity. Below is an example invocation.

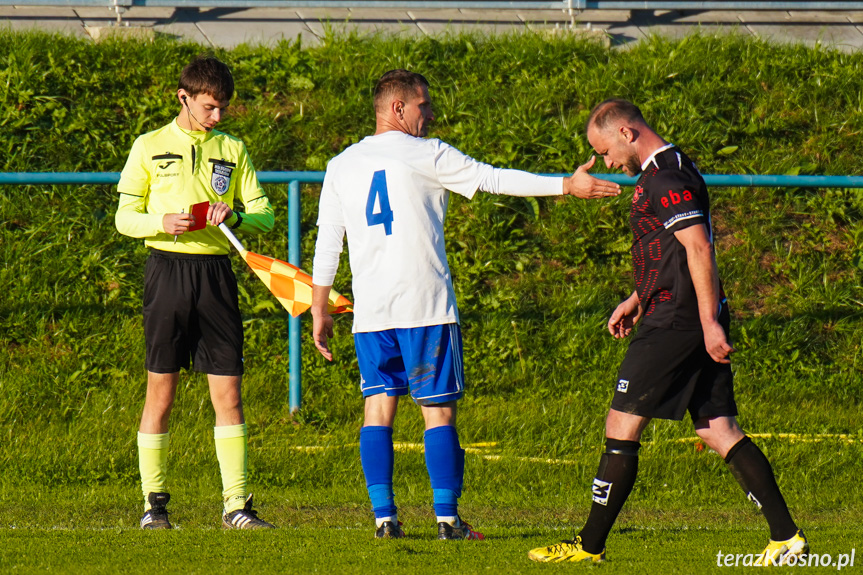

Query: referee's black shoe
[222,495,276,529]
[140,492,172,530]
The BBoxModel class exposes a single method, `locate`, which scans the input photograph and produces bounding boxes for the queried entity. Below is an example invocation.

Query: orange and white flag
[219,224,352,317]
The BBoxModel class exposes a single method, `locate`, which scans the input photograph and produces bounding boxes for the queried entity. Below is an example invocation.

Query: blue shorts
[354,323,465,406]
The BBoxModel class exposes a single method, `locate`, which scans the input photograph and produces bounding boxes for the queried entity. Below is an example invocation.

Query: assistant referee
[115,55,275,530]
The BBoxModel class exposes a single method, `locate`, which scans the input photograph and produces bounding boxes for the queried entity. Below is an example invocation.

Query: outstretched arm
[434,141,619,199]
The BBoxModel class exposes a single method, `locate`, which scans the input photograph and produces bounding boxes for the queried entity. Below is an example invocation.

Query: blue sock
[424,425,464,517]
[360,426,396,518]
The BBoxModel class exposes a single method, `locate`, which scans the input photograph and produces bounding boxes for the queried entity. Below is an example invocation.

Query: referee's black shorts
[143,249,244,376]
[611,306,737,422]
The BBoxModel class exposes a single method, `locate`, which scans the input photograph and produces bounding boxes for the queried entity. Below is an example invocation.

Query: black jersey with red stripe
[629,146,725,330]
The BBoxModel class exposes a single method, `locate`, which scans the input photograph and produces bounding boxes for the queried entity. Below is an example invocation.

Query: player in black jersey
[528,99,808,566]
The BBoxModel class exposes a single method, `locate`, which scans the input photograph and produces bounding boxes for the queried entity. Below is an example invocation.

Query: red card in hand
[188,201,209,232]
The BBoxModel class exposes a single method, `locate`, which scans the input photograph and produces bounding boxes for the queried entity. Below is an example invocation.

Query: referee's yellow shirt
[116,119,275,254]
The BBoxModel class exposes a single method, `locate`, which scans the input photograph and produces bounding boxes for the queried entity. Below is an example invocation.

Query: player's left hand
[207,202,233,226]
[608,293,642,338]
[704,321,735,364]
[563,156,621,199]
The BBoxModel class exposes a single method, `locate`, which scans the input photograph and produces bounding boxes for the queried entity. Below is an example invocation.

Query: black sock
[725,436,797,541]
[577,438,640,554]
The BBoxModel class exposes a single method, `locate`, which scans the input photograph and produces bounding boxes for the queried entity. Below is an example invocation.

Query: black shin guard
[578,438,640,554]
[725,436,797,541]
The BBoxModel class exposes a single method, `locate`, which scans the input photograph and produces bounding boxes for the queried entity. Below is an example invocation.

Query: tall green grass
[0,28,862,555]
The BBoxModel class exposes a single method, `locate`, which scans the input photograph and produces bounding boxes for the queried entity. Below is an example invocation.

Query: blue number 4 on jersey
[366,170,394,235]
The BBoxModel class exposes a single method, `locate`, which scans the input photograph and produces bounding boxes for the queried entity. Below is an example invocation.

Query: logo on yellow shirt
[210,159,235,196]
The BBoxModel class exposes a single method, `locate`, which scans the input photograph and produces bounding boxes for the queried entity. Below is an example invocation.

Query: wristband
[230,212,243,230]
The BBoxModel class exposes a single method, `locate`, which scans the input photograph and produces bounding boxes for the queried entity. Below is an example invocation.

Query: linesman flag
[219,223,353,317]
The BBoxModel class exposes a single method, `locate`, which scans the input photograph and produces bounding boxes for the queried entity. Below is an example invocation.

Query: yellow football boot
[755,530,809,566]
[528,536,605,563]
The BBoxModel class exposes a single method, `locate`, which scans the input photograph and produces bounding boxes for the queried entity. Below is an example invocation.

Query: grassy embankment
[1,29,862,573]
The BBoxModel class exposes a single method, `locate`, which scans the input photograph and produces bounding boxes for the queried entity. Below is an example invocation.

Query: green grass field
[1,28,862,573]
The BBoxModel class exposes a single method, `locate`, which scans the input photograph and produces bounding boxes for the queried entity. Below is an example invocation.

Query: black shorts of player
[611,306,737,422]
[143,249,244,376]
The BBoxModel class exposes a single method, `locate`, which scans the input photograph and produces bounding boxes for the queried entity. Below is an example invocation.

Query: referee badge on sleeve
[209,159,236,196]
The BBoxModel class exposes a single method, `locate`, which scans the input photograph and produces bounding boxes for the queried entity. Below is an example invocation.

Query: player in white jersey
[310,69,620,540]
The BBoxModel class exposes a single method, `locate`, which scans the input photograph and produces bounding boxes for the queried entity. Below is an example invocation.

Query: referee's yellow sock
[138,432,170,511]
[214,423,248,514]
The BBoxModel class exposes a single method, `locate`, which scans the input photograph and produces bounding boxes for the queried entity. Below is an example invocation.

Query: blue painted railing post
[288,179,302,412]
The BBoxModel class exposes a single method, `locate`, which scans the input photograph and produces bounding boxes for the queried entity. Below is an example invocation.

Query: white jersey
[315,131,562,333]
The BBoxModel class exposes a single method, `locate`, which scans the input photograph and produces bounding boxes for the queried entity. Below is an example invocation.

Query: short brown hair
[586,99,645,133]
[178,55,234,101]
[373,69,429,113]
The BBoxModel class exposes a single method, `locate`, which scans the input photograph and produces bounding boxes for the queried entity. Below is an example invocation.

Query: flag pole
[218,223,247,253]
[219,218,302,413]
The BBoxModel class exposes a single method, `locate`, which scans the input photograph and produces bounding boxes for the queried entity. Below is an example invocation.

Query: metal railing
[10,1,863,27]
[4,171,863,187]
[0,0,567,10]
[3,169,862,411]
[11,0,863,6]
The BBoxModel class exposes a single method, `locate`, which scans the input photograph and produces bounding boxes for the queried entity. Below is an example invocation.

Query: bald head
[585,99,646,134]
[585,99,666,177]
